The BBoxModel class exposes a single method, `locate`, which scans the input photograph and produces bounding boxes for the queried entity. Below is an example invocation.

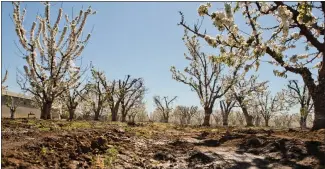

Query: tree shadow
[305,141,325,166]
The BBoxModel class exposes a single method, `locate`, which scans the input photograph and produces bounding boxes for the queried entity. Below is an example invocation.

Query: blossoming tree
[14,2,95,119]
[179,2,325,130]
[171,31,243,126]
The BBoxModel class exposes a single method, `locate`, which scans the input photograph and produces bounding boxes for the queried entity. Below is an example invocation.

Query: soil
[1,119,325,169]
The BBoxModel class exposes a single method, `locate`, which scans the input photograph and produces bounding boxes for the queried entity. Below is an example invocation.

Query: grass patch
[38,127,51,131]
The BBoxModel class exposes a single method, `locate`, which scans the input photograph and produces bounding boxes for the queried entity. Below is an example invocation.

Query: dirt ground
[1,119,325,169]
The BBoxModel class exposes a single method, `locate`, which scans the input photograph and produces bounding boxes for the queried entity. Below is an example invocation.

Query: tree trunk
[163,116,169,123]
[222,113,228,126]
[187,116,191,125]
[40,101,52,120]
[312,95,325,130]
[300,116,307,129]
[264,118,269,127]
[10,109,15,119]
[69,108,76,121]
[94,111,100,121]
[111,109,118,121]
[121,114,127,122]
[202,107,212,126]
[120,104,127,122]
[241,106,254,127]
[255,116,261,127]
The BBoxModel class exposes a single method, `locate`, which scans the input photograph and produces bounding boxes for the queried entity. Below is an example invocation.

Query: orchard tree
[231,75,268,126]
[283,80,313,129]
[5,96,20,119]
[195,109,206,125]
[219,96,236,126]
[153,95,177,123]
[128,101,146,123]
[171,31,243,126]
[212,111,222,126]
[256,90,286,127]
[234,110,245,126]
[61,82,89,121]
[179,2,325,130]
[186,106,199,124]
[252,104,262,127]
[98,75,141,121]
[88,68,110,120]
[14,2,95,119]
[173,106,188,125]
[174,105,198,125]
[119,78,146,122]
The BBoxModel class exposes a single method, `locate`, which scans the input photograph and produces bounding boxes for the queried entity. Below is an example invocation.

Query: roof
[1,90,33,100]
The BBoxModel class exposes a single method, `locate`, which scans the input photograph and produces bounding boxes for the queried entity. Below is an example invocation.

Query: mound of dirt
[153,151,176,162]
[187,151,215,164]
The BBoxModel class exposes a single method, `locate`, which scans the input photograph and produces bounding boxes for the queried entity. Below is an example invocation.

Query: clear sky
[2,2,303,114]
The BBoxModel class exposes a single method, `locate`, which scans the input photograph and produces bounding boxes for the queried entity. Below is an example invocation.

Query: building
[1,90,60,119]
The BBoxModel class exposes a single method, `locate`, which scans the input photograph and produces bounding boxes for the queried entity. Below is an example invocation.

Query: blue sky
[2,2,303,114]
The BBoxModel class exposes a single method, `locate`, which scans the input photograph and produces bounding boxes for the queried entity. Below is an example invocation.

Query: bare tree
[187,106,199,125]
[128,101,145,123]
[98,75,140,121]
[235,111,245,126]
[88,68,110,120]
[283,80,314,129]
[13,2,95,119]
[61,82,89,121]
[171,31,243,126]
[119,78,146,122]
[174,106,188,125]
[174,105,198,125]
[195,110,205,126]
[153,96,177,123]
[256,90,285,127]
[220,98,236,126]
[231,75,268,126]
[212,111,222,126]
